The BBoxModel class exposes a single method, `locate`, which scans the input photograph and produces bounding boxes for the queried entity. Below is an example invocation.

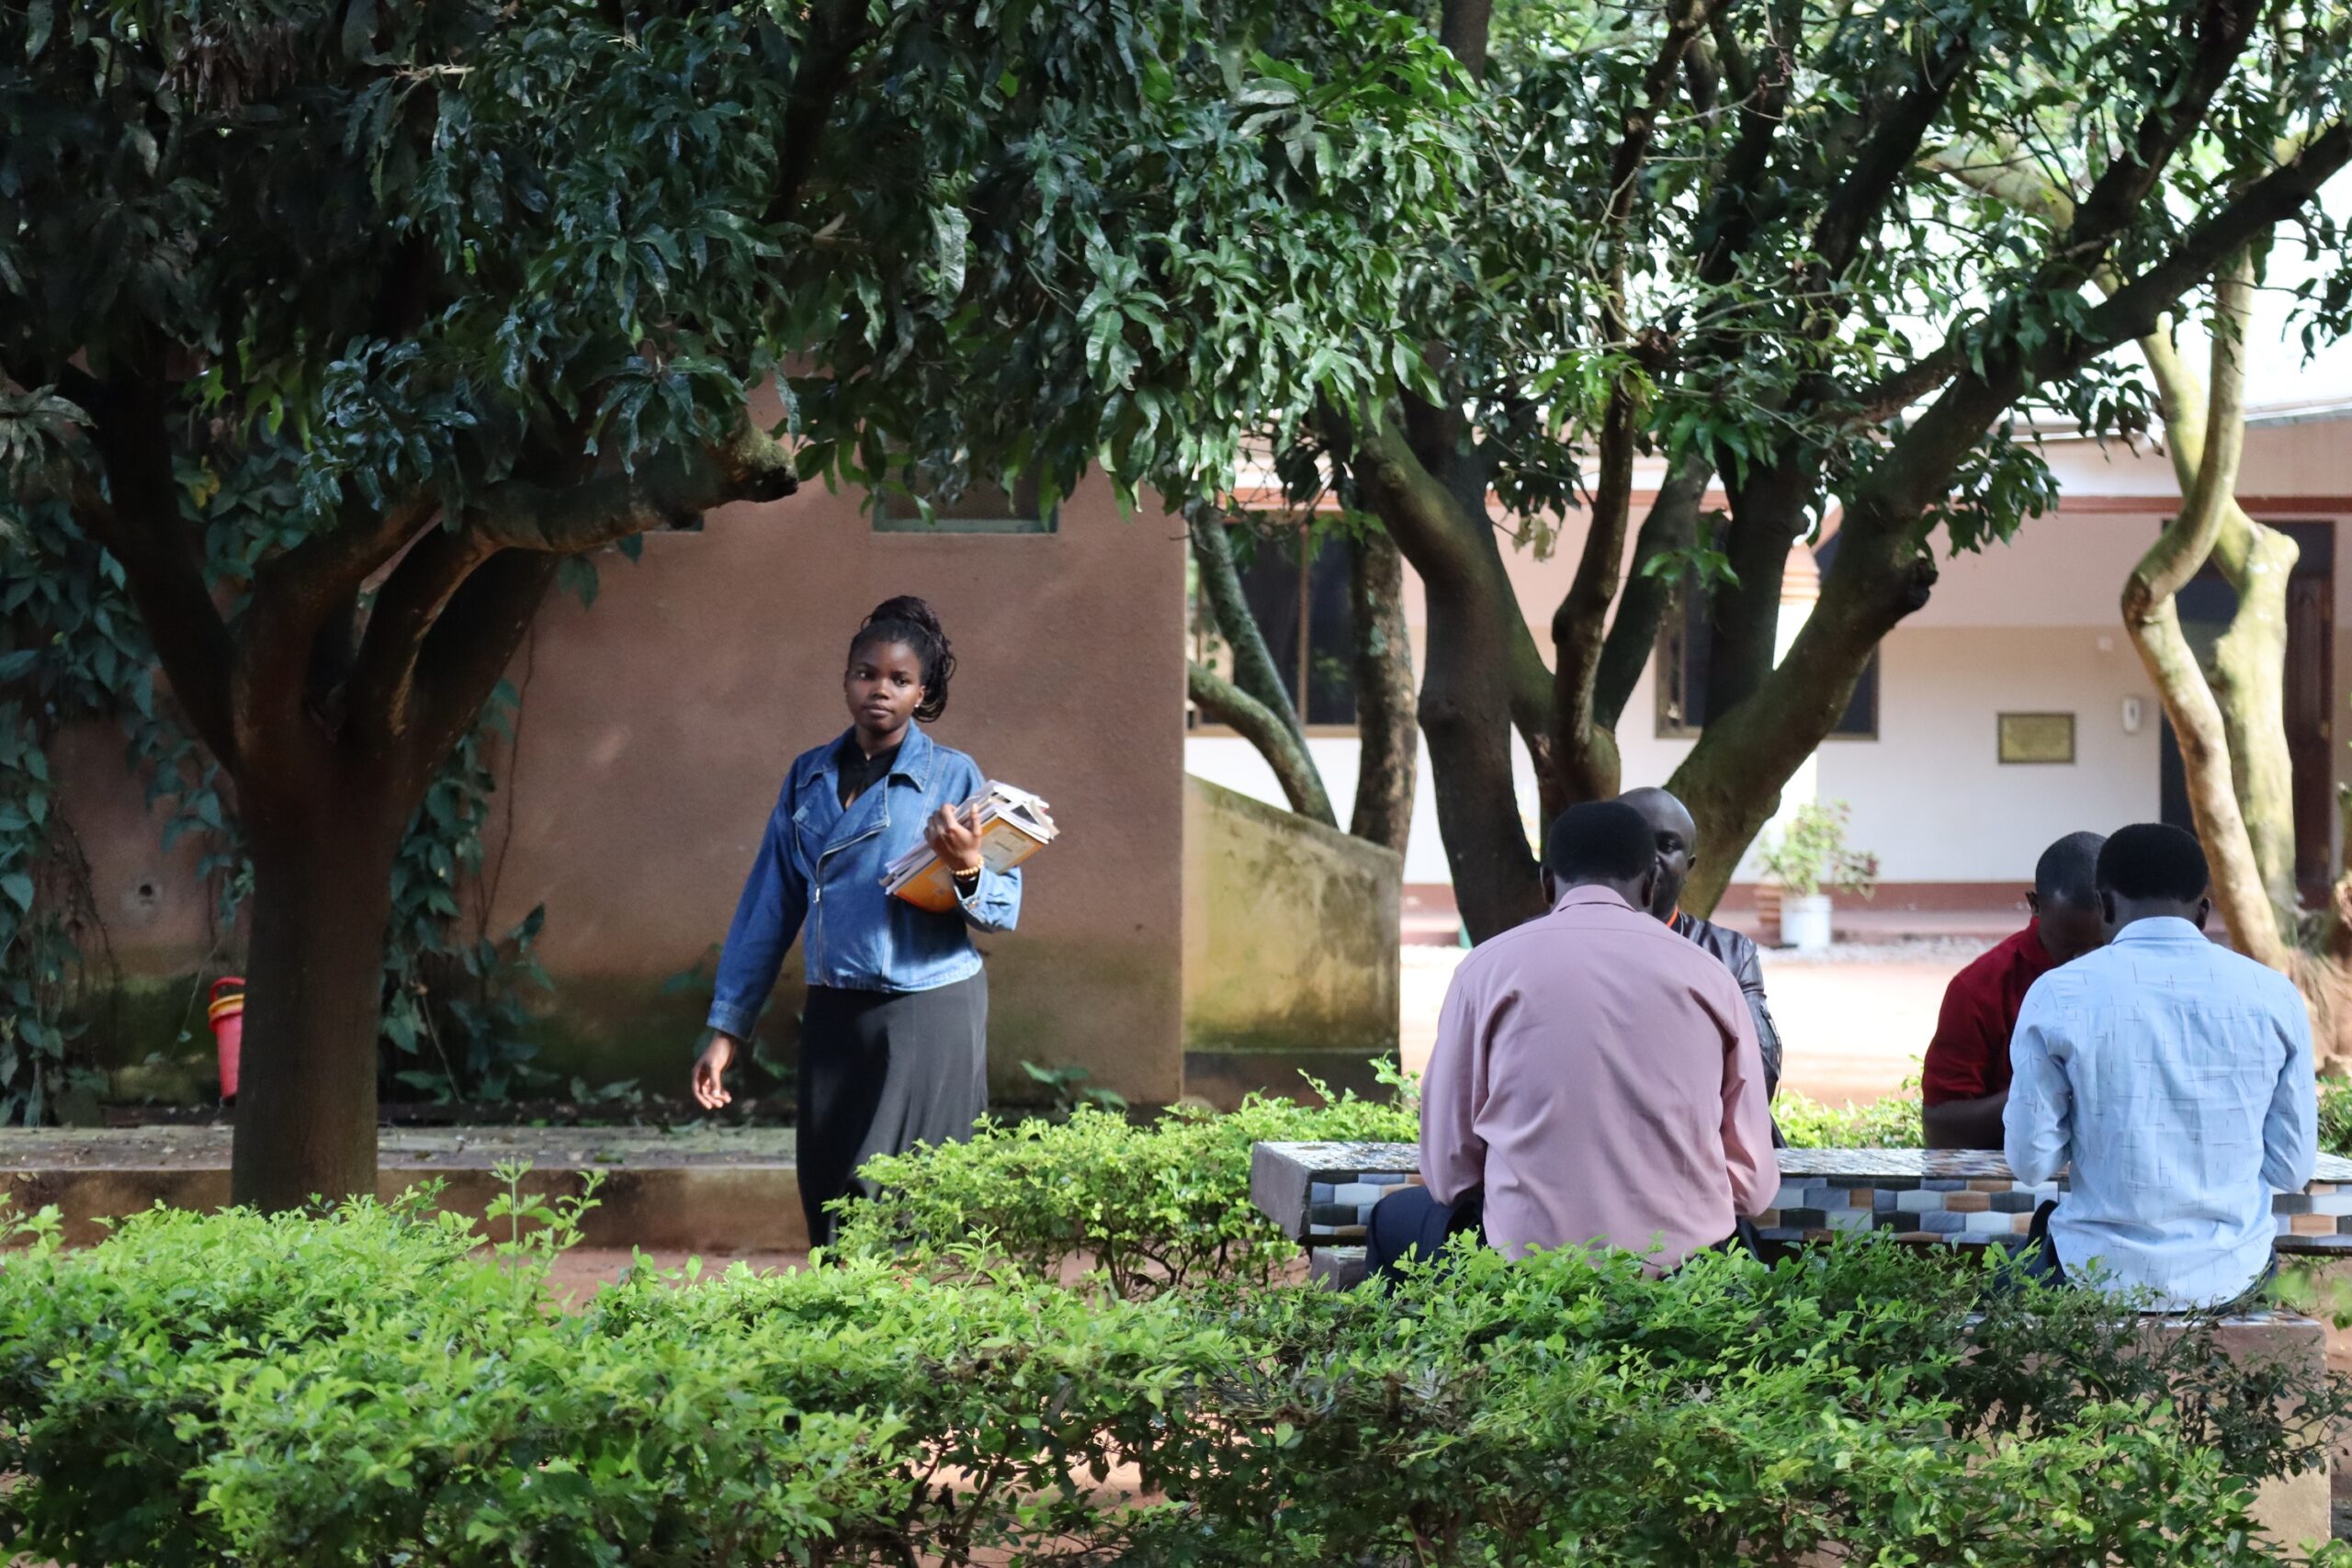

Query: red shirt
[1919,921,2058,1106]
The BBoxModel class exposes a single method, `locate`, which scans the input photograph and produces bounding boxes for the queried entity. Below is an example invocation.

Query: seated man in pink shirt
[1369,800,1780,1277]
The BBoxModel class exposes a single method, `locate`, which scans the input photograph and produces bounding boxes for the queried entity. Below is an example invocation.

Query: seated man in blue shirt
[2005,822,2316,1310]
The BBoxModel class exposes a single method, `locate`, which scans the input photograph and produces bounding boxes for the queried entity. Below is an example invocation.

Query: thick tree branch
[1188,662,1336,827]
[1605,0,1713,231]
[74,372,240,769]
[771,0,872,228]
[1347,408,1552,759]
[1545,0,1709,802]
[1849,343,1964,423]
[346,524,500,749]
[237,496,438,758]
[2124,262,2248,616]
[1691,10,1790,286]
[1189,508,1303,736]
[466,424,798,553]
[1551,376,1643,804]
[2071,119,2352,379]
[404,549,561,785]
[346,424,797,751]
[1595,453,1711,728]
[2059,0,2259,269]
[2121,259,2287,967]
[1347,527,1416,854]
[1439,0,1494,81]
[1807,31,1976,281]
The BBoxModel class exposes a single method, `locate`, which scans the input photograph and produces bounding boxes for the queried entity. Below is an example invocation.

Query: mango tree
[0,0,1466,1205]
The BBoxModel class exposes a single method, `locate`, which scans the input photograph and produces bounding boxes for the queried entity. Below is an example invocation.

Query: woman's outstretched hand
[926,803,984,874]
[692,1032,739,1109]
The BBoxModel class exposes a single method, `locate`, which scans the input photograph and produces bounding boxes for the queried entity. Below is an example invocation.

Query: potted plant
[1754,801,1878,951]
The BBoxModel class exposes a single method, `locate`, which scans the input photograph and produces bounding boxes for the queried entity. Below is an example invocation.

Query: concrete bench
[1250,1141,2352,1253]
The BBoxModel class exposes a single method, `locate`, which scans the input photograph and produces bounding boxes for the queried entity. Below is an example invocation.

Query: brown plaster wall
[50,468,1191,1107]
[478,468,1188,1104]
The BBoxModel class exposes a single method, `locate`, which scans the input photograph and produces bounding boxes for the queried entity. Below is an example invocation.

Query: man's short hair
[1544,800,1656,884]
[2034,831,2106,907]
[2097,823,2210,903]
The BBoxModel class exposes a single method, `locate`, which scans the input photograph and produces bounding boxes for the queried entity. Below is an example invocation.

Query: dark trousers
[1363,1186,1751,1286]
[798,972,989,1248]
[2012,1200,2276,1309]
[1364,1185,1485,1283]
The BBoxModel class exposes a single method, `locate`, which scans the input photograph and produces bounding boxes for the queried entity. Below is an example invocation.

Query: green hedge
[837,1090,1415,1296]
[4,1198,2348,1565]
[1777,1083,1926,1148]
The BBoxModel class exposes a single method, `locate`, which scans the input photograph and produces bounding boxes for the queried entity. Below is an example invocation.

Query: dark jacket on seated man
[1671,910,1781,1097]
[1623,788,1783,1138]
[1921,832,2108,1150]
[1370,801,1779,1281]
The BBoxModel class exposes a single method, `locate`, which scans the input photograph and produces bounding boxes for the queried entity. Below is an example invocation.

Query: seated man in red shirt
[1919,831,2107,1149]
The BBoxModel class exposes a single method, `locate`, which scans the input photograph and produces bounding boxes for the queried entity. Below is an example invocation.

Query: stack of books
[883,781,1059,911]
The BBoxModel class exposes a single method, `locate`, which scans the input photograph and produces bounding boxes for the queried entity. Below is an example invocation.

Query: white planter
[1779,893,1834,952]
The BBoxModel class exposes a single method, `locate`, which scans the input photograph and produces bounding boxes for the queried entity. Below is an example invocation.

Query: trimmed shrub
[835,1091,1415,1296]
[6,1203,2349,1565]
[1777,1081,1925,1148]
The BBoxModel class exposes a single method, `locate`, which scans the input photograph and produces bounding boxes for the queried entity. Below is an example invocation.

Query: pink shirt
[1423,885,1780,1269]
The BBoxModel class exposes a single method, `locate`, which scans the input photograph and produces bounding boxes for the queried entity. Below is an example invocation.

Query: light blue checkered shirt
[2005,917,2316,1310]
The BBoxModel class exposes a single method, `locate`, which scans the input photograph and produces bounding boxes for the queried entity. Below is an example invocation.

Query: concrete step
[0,1125,807,1253]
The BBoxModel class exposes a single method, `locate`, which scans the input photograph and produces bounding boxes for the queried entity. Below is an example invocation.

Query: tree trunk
[1667,493,1938,914]
[2137,325,2302,926]
[2208,521,2301,919]
[2120,258,2291,970]
[1702,464,1805,722]
[1187,661,1337,826]
[1347,413,1544,940]
[1347,527,1417,854]
[1189,508,1306,734]
[2294,788,2352,1074]
[231,788,407,1209]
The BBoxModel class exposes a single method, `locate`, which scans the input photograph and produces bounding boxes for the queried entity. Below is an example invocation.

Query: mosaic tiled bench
[1249,1142,2352,1253]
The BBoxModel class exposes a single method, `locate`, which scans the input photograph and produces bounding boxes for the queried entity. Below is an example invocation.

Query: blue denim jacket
[706,724,1021,1038]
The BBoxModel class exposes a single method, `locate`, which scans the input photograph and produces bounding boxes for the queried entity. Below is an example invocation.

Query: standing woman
[690,596,1019,1247]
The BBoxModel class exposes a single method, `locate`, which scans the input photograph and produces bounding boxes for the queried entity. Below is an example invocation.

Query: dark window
[1193,525,1358,728]
[1657,542,1877,739]
[874,469,1056,534]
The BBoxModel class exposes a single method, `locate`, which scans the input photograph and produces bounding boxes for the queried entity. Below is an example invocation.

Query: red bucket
[208,977,245,1103]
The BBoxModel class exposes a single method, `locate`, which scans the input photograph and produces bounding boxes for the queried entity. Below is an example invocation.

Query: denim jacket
[706,724,1021,1038]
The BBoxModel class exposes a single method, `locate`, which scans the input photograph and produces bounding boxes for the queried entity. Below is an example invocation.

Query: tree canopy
[1260,0,2352,935]
[0,0,1468,1201]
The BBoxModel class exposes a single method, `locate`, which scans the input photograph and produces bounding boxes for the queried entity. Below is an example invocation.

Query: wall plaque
[1997,712,2075,764]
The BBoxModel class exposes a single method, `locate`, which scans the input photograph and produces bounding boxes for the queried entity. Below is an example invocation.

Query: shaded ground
[1403,938,1979,1108]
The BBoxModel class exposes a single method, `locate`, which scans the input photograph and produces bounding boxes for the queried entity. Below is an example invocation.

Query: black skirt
[797,970,989,1247]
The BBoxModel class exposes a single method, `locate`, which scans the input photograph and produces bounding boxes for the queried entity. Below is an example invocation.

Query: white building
[1188,392,2352,920]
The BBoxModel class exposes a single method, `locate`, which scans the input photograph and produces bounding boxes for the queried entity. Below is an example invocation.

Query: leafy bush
[1777,1082,1925,1148]
[2320,1075,2352,1157]
[6,1199,2349,1566]
[0,1194,512,1566]
[835,1089,1415,1297]
[1147,1242,2352,1565]
[197,1258,1234,1567]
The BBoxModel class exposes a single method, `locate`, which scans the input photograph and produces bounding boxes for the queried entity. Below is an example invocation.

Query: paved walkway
[1403,937,1985,1108]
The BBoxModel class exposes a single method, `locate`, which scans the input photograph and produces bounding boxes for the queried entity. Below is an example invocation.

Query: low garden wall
[1180,775,1401,1105]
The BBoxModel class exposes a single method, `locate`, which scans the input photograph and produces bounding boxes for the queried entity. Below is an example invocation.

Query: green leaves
[6,1189,2345,1567]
